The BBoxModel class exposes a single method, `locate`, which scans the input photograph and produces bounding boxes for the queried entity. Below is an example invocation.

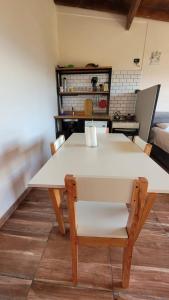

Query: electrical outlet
[133,58,140,67]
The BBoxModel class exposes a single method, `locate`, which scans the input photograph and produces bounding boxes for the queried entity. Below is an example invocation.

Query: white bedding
[151,127,169,154]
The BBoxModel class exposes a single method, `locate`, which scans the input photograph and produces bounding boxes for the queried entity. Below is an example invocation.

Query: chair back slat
[96,127,109,133]
[76,176,135,203]
[50,135,65,155]
[134,136,147,151]
[134,136,152,155]
[85,127,108,134]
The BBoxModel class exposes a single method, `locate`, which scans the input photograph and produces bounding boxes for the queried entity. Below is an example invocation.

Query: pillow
[156,123,169,129]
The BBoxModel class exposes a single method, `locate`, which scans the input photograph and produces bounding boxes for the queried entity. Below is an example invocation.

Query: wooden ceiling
[54,0,169,29]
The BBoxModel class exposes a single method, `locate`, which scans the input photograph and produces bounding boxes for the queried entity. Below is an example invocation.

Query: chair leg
[48,188,65,235]
[122,243,134,288]
[71,238,78,286]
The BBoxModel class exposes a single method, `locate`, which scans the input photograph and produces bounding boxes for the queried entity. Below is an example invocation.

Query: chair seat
[76,201,129,239]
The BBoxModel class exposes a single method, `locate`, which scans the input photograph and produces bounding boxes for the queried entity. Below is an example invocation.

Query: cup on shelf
[68,87,73,92]
[103,82,109,92]
[60,86,64,93]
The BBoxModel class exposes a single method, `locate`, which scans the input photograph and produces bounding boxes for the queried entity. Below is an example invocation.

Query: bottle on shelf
[63,77,67,92]
[72,106,75,116]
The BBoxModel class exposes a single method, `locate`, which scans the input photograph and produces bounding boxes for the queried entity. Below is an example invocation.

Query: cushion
[75,201,129,239]
[156,123,169,129]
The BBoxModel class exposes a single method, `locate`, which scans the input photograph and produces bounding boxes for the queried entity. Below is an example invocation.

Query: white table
[29,133,169,233]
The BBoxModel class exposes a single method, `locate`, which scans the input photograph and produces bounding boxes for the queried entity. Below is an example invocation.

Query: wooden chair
[85,127,109,134]
[96,127,109,133]
[49,134,66,235]
[134,136,152,156]
[65,175,153,288]
[50,135,65,155]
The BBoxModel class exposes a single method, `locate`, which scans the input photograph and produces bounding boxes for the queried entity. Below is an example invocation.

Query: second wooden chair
[50,135,65,155]
[49,134,66,235]
[134,136,152,156]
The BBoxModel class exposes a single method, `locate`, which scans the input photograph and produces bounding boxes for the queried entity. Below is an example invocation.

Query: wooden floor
[0,189,169,300]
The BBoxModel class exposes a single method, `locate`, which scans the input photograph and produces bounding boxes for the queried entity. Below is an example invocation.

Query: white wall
[56,6,169,111]
[141,20,169,112]
[57,6,147,70]
[0,0,58,218]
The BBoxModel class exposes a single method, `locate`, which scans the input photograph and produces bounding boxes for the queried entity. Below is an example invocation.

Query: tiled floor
[0,189,169,300]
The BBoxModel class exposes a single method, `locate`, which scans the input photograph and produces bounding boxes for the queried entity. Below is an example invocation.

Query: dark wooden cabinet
[54,115,111,139]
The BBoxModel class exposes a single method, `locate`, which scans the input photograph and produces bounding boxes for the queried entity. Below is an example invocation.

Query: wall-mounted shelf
[56,66,112,115]
[59,91,109,96]
[56,66,112,75]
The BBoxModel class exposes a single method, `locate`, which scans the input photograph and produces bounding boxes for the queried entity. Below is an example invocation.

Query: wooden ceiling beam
[54,0,128,15]
[137,7,169,22]
[126,0,142,30]
[54,0,169,26]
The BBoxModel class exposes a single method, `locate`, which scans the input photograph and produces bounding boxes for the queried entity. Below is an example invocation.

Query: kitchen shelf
[55,66,112,138]
[56,66,112,75]
[56,66,112,115]
[59,91,109,96]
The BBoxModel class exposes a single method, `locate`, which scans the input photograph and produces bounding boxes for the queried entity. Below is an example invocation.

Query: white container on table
[85,126,97,147]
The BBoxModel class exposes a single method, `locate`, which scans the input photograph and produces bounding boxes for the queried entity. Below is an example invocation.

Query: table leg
[48,188,65,235]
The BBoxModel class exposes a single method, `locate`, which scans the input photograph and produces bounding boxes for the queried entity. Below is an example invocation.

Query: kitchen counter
[54,113,139,139]
[54,114,111,120]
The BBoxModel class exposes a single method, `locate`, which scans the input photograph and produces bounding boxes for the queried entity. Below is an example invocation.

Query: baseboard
[0,187,32,228]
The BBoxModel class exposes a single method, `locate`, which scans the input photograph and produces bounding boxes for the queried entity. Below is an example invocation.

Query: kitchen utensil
[113,111,121,121]
[85,63,99,68]
[91,77,98,91]
[99,84,104,92]
[84,99,93,115]
[63,77,67,92]
[99,99,107,109]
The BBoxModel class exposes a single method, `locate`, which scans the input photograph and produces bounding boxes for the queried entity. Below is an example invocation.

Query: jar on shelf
[103,82,109,92]
[60,86,63,93]
[99,84,104,92]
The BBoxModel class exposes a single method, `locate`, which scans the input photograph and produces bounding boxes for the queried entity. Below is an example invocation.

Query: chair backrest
[66,175,137,204]
[50,135,65,155]
[65,175,148,241]
[85,127,108,134]
[96,127,109,133]
[134,136,152,156]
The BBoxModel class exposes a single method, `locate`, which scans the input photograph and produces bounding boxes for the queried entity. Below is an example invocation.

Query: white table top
[29,133,169,193]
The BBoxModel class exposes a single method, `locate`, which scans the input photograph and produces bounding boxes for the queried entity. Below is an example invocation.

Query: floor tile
[27,280,114,300]
[35,227,113,289]
[11,209,56,224]
[132,245,169,269]
[113,265,169,300]
[155,211,169,234]
[153,195,169,212]
[36,255,113,290]
[0,233,45,279]
[0,275,31,300]
[42,227,110,264]
[1,217,52,240]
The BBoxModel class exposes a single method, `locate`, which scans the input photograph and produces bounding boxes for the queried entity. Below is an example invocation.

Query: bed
[151,127,169,154]
[150,112,169,172]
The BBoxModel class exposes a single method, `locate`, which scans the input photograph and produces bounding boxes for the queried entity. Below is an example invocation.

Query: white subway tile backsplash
[61,70,141,115]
